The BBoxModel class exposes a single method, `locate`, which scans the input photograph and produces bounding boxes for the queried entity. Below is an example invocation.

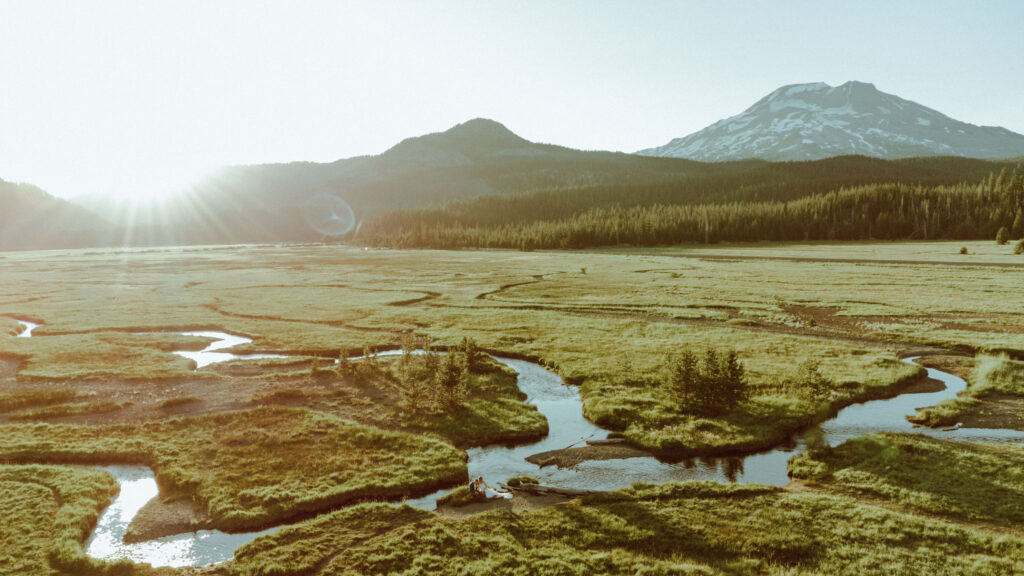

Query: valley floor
[0,240,1022,574]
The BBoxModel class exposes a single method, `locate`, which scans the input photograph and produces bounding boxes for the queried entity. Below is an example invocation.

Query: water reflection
[72,352,1024,567]
[15,320,39,337]
[174,331,288,369]
[409,356,1024,506]
[84,466,282,568]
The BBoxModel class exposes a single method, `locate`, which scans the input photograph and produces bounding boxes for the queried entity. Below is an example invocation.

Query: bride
[475,476,512,500]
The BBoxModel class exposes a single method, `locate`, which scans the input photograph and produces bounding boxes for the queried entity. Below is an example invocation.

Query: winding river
[10,323,1024,567]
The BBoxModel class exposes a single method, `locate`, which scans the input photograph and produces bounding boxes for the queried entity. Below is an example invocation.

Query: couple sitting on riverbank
[468,476,513,500]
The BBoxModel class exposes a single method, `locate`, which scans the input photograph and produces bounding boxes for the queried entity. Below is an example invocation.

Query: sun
[66,161,220,204]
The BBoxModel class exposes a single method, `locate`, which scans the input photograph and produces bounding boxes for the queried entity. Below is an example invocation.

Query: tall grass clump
[0,407,467,532]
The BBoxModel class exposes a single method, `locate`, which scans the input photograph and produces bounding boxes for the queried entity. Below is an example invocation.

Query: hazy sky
[2,0,1023,199]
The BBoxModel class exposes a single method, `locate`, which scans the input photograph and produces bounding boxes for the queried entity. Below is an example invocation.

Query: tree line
[360,167,1024,250]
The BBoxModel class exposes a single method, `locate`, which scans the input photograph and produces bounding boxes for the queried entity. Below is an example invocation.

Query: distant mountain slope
[87,119,705,246]
[185,118,701,215]
[0,179,107,251]
[639,81,1024,162]
[20,117,1018,251]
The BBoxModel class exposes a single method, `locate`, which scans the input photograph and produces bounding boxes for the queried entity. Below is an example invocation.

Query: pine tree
[434,352,469,412]
[720,350,747,409]
[796,359,831,400]
[668,350,699,408]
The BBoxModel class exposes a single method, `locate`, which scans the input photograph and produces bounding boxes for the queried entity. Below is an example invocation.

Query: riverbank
[222,475,1024,576]
[910,354,1024,431]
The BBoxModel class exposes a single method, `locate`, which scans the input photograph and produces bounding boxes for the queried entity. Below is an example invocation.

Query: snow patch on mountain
[639,81,1024,161]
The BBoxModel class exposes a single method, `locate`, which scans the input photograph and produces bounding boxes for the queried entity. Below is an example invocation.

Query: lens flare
[303,194,356,237]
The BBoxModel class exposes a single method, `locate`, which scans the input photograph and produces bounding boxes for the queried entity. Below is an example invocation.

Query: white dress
[484,486,513,499]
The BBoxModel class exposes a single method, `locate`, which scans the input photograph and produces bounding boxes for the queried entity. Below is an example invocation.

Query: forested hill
[360,162,1024,250]
[3,133,1022,251]
[73,119,1024,249]
[0,179,107,251]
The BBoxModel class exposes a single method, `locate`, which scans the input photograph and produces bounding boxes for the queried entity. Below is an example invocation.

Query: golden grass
[7,400,127,421]
[223,481,1024,576]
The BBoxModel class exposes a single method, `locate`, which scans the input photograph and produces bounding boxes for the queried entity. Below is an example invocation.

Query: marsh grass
[435,485,477,507]
[0,407,467,531]
[224,481,1024,576]
[398,358,548,447]
[789,433,1024,526]
[0,389,78,412]
[8,400,128,421]
[583,359,922,456]
[156,396,200,410]
[0,464,166,576]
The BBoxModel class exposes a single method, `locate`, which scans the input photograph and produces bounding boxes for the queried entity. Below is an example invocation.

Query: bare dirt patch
[125,497,212,543]
[526,444,654,468]
[914,355,974,380]
[959,394,1024,431]
[0,357,22,380]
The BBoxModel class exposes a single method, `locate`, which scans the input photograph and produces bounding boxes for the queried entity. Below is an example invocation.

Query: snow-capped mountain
[639,81,1024,161]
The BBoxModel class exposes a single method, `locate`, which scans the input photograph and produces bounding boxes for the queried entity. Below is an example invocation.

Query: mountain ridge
[5,116,1023,252]
[0,178,108,250]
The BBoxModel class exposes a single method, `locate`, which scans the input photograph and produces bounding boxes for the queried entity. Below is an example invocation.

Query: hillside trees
[362,168,1024,250]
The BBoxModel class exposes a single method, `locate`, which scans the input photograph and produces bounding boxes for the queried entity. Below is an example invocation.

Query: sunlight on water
[175,331,288,369]
[85,466,282,568]
[15,320,39,337]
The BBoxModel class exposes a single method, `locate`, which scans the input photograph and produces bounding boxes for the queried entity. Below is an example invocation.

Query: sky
[2,0,1023,200]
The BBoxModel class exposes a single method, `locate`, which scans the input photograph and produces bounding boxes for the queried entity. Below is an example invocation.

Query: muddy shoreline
[125,497,212,543]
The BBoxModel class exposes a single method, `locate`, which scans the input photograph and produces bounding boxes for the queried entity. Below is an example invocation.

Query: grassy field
[790,433,1024,526]
[0,407,466,531]
[1,241,1022,573]
[4,241,1021,454]
[220,481,1024,576]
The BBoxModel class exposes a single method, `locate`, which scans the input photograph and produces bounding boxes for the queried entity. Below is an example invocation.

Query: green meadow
[3,241,1022,452]
[1,240,1022,574]
[0,407,466,532]
[0,464,172,576]
[223,480,1024,576]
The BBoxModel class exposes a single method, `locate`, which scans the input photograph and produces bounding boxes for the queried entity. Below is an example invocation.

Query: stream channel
[12,323,1024,567]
